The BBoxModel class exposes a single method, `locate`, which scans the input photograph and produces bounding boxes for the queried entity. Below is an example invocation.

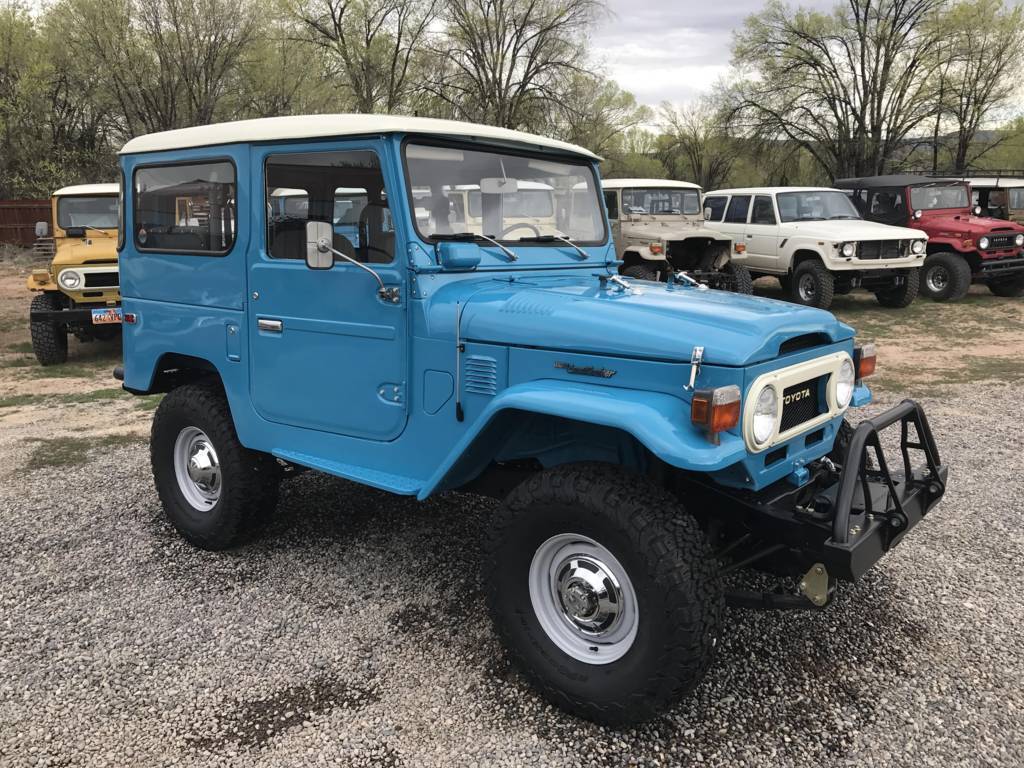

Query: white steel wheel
[173,426,222,511]
[528,533,639,665]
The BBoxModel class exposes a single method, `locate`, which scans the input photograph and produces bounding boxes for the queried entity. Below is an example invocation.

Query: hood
[784,219,923,241]
[918,210,1024,236]
[52,237,119,266]
[622,218,725,242]
[437,274,852,367]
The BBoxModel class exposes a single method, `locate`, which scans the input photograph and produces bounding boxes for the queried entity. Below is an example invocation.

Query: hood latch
[686,346,704,390]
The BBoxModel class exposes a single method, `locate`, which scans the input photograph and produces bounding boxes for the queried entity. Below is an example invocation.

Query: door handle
[746,234,755,239]
[257,318,283,333]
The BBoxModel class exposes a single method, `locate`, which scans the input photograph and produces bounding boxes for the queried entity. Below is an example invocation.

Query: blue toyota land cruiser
[115,115,947,725]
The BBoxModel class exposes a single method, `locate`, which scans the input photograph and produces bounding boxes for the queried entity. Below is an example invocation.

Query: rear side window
[703,196,727,221]
[724,195,751,223]
[751,195,776,225]
[603,191,618,219]
[1010,189,1024,209]
[133,161,236,254]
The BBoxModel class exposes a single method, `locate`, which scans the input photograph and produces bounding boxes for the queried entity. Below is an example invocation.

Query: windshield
[404,143,605,244]
[622,188,701,216]
[57,195,118,230]
[777,191,860,222]
[910,185,970,211]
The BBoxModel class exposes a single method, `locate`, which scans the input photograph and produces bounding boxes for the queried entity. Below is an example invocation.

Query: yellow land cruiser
[27,183,121,365]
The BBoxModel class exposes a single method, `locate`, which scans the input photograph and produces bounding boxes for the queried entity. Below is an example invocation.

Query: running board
[272,450,422,495]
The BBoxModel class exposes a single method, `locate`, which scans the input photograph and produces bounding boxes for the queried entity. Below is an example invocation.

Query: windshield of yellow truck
[57,195,118,230]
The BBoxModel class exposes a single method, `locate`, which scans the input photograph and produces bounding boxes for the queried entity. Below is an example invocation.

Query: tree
[552,73,650,156]
[657,98,736,190]
[729,0,944,180]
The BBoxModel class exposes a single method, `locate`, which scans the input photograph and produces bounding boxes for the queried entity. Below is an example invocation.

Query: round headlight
[752,386,778,446]
[979,236,990,250]
[58,270,81,289]
[836,358,855,409]
[911,239,925,254]
[841,242,855,257]
[1015,234,1023,247]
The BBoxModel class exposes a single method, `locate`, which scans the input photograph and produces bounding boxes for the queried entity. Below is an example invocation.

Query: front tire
[874,269,920,308]
[29,292,68,366]
[483,463,723,726]
[920,252,971,301]
[621,262,661,281]
[151,382,280,550]
[790,260,835,309]
[987,273,1024,297]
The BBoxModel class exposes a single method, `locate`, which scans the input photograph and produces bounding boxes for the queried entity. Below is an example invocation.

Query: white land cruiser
[703,187,928,309]
[604,179,752,293]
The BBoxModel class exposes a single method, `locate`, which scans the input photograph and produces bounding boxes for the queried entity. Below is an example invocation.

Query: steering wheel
[499,222,541,239]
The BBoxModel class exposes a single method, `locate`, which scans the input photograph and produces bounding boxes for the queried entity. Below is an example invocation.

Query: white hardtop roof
[119,114,599,160]
[603,178,701,190]
[705,186,839,196]
[958,177,1024,189]
[53,183,118,197]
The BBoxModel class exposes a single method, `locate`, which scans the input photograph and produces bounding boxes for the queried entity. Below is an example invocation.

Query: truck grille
[84,271,119,288]
[986,234,1015,250]
[857,240,904,259]
[780,375,826,432]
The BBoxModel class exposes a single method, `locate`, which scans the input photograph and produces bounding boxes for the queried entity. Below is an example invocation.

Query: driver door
[744,194,781,271]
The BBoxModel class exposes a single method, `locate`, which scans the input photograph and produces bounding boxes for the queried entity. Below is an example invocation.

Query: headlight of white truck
[841,242,855,257]
[911,240,926,254]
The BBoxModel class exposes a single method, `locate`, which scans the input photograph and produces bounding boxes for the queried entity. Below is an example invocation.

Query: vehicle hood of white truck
[781,219,925,242]
[431,274,853,367]
[622,217,729,242]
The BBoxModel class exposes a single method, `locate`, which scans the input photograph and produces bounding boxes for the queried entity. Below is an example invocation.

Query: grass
[0,388,127,409]
[6,342,33,353]
[135,394,164,411]
[25,434,139,469]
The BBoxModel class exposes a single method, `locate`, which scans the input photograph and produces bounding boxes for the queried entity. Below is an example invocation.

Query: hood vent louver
[464,355,498,396]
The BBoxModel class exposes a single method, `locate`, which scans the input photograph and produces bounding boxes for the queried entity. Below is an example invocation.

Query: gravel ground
[1,381,1022,768]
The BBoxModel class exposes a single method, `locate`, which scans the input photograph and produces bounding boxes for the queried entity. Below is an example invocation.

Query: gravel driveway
[1,382,1021,767]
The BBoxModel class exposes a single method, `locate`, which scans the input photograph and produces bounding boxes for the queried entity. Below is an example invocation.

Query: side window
[134,161,236,253]
[723,195,751,224]
[867,188,905,225]
[703,195,727,221]
[265,150,393,264]
[603,190,618,220]
[751,195,776,225]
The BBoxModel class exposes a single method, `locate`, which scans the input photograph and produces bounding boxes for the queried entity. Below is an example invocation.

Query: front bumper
[978,254,1024,277]
[31,305,122,325]
[707,399,946,585]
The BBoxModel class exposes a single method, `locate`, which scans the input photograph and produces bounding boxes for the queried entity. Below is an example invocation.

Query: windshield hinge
[685,346,704,390]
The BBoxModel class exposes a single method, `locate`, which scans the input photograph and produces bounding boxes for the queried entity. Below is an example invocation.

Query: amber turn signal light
[649,243,664,255]
[691,385,741,442]
[854,344,876,380]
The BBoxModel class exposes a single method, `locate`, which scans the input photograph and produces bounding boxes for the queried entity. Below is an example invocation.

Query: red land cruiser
[835,175,1024,300]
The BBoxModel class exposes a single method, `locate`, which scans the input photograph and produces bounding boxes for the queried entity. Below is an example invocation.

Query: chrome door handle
[257,318,283,332]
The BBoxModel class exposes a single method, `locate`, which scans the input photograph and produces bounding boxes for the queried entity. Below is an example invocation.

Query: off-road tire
[987,273,1024,297]
[151,382,279,550]
[483,463,723,726]
[29,292,68,366]
[724,263,754,294]
[874,269,920,308]
[621,263,660,281]
[698,246,753,294]
[790,260,835,309]
[920,252,971,301]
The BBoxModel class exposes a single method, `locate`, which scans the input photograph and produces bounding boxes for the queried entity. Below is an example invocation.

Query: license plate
[91,308,123,325]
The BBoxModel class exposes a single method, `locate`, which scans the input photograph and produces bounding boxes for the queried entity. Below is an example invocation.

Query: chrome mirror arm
[316,238,400,303]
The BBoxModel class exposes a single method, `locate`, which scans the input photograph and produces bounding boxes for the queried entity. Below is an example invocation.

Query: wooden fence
[0,200,50,246]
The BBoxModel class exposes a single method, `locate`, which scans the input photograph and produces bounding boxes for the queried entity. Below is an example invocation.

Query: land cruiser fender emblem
[784,388,812,405]
[554,361,616,379]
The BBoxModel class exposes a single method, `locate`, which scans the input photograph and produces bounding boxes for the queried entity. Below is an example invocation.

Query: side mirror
[704,207,713,220]
[436,240,481,270]
[305,220,333,269]
[35,221,49,237]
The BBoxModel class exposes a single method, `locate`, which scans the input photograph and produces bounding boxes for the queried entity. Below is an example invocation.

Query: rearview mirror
[35,221,48,237]
[480,177,518,195]
[305,220,333,269]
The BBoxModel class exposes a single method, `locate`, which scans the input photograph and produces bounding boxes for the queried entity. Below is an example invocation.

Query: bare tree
[657,98,735,190]
[552,73,650,158]
[729,0,944,179]
[291,0,436,113]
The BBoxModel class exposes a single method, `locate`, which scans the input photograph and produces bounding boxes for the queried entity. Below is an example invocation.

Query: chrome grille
[986,234,1015,250]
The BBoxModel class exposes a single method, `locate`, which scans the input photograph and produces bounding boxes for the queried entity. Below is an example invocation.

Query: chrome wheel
[173,426,221,511]
[528,533,638,664]
[798,273,817,302]
[926,266,949,293]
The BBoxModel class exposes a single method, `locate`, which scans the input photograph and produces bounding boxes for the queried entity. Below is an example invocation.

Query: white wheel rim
[528,533,639,665]
[173,427,221,511]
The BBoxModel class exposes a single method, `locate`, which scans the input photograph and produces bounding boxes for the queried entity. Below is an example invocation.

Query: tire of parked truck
[621,262,660,281]
[151,382,280,550]
[483,463,723,726]
[699,246,753,294]
[29,292,68,366]
[874,269,920,308]
[987,273,1024,297]
[920,252,971,301]
[790,260,835,309]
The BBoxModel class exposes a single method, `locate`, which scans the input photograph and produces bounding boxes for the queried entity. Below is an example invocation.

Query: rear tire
[621,263,660,281]
[483,463,723,726]
[874,269,920,308]
[920,252,971,301]
[29,292,68,366]
[151,382,279,550]
[987,273,1024,297]
[790,260,835,309]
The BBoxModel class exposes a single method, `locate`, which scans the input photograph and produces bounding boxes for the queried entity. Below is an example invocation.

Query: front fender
[417,379,747,499]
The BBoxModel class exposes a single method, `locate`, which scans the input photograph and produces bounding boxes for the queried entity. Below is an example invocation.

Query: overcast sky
[588,0,836,107]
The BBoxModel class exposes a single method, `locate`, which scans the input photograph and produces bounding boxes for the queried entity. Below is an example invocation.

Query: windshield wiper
[516,234,588,260]
[432,232,517,262]
[827,215,858,219]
